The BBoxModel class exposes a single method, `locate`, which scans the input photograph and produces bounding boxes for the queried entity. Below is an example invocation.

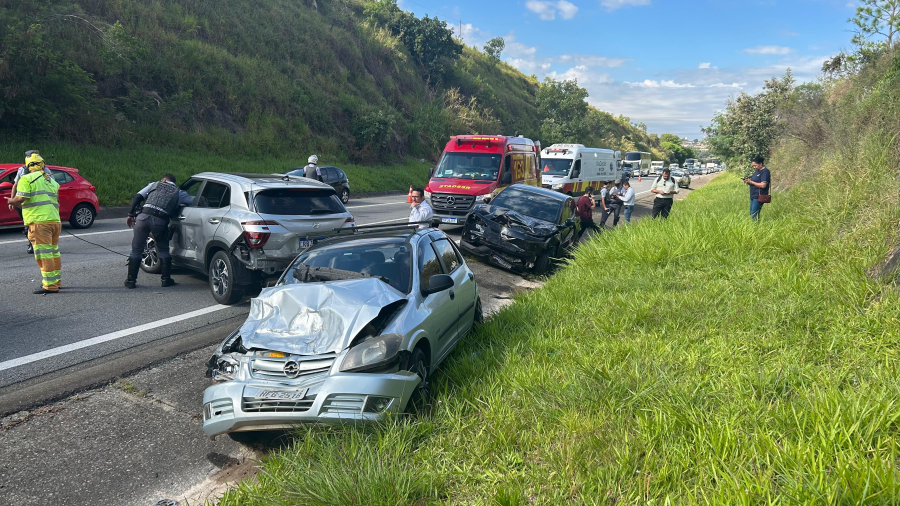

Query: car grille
[320,394,365,415]
[250,353,335,380]
[431,193,475,212]
[242,395,316,413]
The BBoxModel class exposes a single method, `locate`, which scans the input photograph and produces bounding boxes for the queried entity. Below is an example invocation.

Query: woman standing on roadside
[743,156,771,221]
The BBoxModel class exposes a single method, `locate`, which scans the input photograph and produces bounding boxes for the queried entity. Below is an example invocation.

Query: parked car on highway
[460,184,579,275]
[669,163,679,170]
[0,164,99,229]
[141,173,356,304]
[202,225,481,439]
[673,170,691,189]
[286,165,351,204]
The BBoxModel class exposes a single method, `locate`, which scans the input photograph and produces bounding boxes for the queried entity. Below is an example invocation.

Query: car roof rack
[331,220,437,234]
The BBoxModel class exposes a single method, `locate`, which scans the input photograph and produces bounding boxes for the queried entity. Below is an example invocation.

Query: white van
[540,144,622,195]
[650,161,665,175]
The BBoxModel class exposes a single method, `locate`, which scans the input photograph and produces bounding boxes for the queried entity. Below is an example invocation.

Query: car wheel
[140,236,162,274]
[209,250,245,305]
[340,188,350,204]
[534,250,552,275]
[405,347,431,413]
[69,203,95,229]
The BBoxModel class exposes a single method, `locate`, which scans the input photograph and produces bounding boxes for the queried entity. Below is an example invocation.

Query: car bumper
[459,238,536,272]
[201,370,421,438]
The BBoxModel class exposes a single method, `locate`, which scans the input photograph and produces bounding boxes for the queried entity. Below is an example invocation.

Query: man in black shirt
[743,156,771,221]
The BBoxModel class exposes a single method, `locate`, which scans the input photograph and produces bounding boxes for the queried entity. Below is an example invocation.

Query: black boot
[160,257,176,287]
[125,257,140,289]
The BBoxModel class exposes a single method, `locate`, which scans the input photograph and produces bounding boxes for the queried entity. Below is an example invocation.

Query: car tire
[405,347,431,413]
[140,236,162,274]
[209,250,245,305]
[69,203,96,229]
[534,250,552,275]
[340,188,350,204]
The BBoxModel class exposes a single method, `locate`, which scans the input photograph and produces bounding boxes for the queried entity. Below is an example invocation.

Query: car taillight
[241,221,280,249]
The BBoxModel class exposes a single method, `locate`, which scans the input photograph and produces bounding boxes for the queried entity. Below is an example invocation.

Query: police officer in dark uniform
[125,174,195,288]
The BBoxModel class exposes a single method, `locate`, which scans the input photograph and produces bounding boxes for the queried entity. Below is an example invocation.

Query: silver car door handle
[468,272,474,281]
[449,290,455,300]
[208,218,220,224]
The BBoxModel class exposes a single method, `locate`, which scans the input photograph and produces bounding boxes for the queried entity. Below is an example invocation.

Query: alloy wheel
[75,207,93,227]
[211,258,229,297]
[142,237,160,270]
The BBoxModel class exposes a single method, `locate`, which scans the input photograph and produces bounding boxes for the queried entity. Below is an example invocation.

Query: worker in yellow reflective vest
[5,153,62,294]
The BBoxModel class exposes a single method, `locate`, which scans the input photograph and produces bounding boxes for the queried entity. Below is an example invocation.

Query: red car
[0,164,100,229]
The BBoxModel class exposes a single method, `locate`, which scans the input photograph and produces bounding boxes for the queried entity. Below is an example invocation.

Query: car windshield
[433,153,501,181]
[490,187,562,223]
[540,158,573,176]
[253,189,345,215]
[281,239,412,294]
[625,152,642,161]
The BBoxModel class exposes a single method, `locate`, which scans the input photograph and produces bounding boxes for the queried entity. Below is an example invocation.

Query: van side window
[570,159,581,178]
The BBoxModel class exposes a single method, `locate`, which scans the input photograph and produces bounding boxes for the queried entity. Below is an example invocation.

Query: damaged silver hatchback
[202,225,481,438]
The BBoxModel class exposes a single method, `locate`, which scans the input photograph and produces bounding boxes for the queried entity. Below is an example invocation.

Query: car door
[0,169,20,226]
[170,178,206,267]
[188,181,231,270]
[432,237,477,343]
[50,169,76,221]
[322,167,340,193]
[417,236,458,366]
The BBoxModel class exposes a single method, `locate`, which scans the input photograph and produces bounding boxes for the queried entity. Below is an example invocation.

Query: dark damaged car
[460,184,579,275]
[201,227,481,439]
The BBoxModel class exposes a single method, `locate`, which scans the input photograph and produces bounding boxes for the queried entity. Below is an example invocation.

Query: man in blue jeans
[743,156,770,221]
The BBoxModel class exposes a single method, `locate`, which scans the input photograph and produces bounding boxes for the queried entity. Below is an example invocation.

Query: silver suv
[141,173,356,304]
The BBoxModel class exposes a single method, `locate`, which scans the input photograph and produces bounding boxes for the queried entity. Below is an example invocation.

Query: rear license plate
[299,238,315,249]
[492,255,512,269]
[255,388,308,400]
[441,217,458,224]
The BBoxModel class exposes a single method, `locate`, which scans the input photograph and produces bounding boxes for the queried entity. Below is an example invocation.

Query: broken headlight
[340,334,403,372]
[212,354,240,382]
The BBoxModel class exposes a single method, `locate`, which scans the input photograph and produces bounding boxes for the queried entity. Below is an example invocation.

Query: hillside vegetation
[1,0,668,205]
[213,47,900,506]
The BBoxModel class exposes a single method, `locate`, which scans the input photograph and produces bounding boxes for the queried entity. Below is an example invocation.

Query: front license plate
[255,388,309,400]
[441,217,458,224]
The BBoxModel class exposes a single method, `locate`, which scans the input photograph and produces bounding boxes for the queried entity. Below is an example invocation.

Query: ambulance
[539,144,622,196]
[425,135,541,225]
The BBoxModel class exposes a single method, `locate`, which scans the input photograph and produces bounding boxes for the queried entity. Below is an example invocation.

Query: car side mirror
[500,171,512,185]
[0,182,12,190]
[422,273,454,296]
[565,217,575,227]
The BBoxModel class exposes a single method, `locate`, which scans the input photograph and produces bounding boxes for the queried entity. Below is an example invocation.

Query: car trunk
[252,188,351,253]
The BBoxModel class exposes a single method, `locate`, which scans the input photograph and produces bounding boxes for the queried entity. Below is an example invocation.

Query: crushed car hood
[473,205,558,237]
[238,278,404,355]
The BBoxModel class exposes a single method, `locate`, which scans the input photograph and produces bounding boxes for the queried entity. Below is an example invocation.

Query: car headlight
[552,183,564,190]
[474,193,490,202]
[340,334,403,372]
[212,354,240,382]
[424,190,432,200]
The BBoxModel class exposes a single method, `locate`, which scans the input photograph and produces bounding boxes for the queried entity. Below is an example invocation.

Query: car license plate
[441,217,458,224]
[255,388,308,400]
[299,239,314,249]
[492,255,513,269]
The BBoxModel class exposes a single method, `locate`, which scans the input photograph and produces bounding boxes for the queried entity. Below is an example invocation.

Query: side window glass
[432,239,460,273]
[561,199,572,223]
[180,179,204,207]
[571,159,581,178]
[325,168,337,182]
[50,170,74,185]
[418,242,441,290]
[1,171,16,184]
[199,182,230,208]
[337,169,346,181]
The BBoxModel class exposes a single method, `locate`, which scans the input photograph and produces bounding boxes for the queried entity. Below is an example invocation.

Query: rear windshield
[433,153,501,181]
[283,240,412,294]
[253,189,345,215]
[490,187,562,223]
[540,158,573,176]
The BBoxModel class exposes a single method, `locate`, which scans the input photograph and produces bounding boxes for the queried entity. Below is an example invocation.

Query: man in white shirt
[650,169,679,219]
[408,188,433,227]
[620,180,636,223]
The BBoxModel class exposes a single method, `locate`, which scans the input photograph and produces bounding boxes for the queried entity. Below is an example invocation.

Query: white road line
[345,201,409,209]
[0,228,130,245]
[0,305,232,372]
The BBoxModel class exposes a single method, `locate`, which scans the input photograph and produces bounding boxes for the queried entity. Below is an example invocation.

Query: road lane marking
[0,304,232,372]
[0,228,130,245]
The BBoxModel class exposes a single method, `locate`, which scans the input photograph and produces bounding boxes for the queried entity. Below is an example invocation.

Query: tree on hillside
[536,78,589,144]
[483,37,504,61]
[660,133,682,145]
[850,0,900,48]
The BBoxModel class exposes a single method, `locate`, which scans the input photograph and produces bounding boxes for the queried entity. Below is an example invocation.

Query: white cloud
[562,53,631,67]
[525,0,579,20]
[599,0,651,11]
[626,79,694,88]
[698,62,711,69]
[743,45,793,55]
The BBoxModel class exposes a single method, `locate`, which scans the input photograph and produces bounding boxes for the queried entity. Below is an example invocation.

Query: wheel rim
[412,355,429,400]
[142,238,159,269]
[75,206,93,226]
[341,189,349,203]
[211,258,229,297]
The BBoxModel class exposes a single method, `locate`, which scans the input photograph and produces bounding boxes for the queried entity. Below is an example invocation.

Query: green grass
[0,142,430,205]
[213,139,900,504]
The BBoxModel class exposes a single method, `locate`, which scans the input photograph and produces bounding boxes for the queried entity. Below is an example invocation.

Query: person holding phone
[743,156,770,221]
[650,168,679,218]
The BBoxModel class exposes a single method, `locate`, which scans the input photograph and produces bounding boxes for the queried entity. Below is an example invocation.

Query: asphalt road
[0,173,687,407]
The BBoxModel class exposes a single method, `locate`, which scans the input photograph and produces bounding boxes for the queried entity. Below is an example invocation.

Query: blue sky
[398,0,858,139]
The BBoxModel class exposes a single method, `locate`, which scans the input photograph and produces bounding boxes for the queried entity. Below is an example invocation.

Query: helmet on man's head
[308,155,318,164]
[25,153,45,172]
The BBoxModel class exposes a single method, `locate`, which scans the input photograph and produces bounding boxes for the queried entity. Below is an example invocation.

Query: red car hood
[426,178,496,196]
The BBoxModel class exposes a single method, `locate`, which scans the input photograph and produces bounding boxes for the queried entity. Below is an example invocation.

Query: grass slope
[215,157,900,504]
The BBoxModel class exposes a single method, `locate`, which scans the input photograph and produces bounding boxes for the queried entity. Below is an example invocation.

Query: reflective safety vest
[17,171,61,225]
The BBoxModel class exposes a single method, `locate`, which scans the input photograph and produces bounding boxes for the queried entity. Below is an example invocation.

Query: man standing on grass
[408,188,433,228]
[576,186,598,240]
[6,153,62,294]
[743,156,770,221]
[650,168,679,219]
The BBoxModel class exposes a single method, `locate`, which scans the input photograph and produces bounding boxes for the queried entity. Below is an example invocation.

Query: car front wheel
[405,347,431,413]
[69,203,96,229]
[209,250,245,305]
[534,250,552,275]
